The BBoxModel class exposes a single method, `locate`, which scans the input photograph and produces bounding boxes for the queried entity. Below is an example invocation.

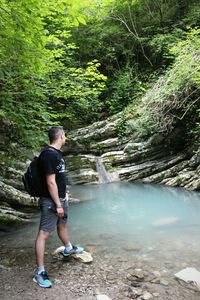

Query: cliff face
[63,115,200,190]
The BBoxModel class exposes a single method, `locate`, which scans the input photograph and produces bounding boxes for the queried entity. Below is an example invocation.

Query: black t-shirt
[39,146,67,198]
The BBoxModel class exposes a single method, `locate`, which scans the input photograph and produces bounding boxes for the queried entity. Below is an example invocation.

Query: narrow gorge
[0,113,199,230]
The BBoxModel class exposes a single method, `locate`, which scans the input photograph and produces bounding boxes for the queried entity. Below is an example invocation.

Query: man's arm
[46,173,64,217]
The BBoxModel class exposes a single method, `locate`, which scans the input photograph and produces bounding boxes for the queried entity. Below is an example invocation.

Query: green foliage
[105,67,147,114]
[0,0,108,146]
[0,0,53,146]
[0,0,199,151]
[128,28,200,138]
[49,60,107,128]
[71,0,200,117]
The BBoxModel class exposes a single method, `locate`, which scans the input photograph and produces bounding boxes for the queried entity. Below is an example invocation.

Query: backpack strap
[39,147,57,158]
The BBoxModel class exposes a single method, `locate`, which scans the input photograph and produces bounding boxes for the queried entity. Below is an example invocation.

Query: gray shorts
[39,197,68,232]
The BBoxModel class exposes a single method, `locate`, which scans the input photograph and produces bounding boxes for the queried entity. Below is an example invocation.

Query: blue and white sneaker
[33,271,52,288]
[63,245,84,256]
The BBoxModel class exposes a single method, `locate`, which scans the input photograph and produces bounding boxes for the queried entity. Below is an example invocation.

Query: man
[33,126,84,288]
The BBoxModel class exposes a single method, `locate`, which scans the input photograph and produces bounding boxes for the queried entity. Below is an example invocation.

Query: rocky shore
[1,234,200,300]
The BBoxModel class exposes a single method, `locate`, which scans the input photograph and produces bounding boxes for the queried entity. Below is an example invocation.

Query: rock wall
[0,118,38,229]
[63,116,200,190]
[0,145,38,230]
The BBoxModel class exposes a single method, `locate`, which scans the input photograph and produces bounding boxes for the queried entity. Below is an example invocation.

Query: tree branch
[110,11,153,67]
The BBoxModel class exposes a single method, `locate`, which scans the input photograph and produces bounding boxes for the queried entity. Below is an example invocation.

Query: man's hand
[46,174,64,216]
[56,206,64,217]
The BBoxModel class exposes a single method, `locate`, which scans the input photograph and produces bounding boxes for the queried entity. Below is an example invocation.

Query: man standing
[33,126,84,288]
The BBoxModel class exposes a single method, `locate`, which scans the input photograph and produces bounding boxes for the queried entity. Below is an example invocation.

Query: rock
[0,177,24,190]
[0,211,30,229]
[96,295,112,300]
[152,217,179,226]
[67,154,99,184]
[175,267,200,289]
[152,293,159,297]
[127,269,145,288]
[128,287,143,299]
[52,246,93,263]
[90,138,122,152]
[63,116,199,188]
[0,201,33,229]
[150,277,160,284]
[0,181,38,207]
[152,271,161,277]
[141,291,153,299]
[123,243,142,252]
[63,114,122,155]
[160,279,169,286]
[124,142,145,153]
[73,251,93,263]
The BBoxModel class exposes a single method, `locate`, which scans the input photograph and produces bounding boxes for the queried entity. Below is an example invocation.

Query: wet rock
[124,243,142,252]
[152,217,179,227]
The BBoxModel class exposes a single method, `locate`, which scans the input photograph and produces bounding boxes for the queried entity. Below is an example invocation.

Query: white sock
[65,241,73,251]
[37,266,45,274]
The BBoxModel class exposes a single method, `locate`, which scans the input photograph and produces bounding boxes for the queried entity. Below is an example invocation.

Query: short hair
[48,126,64,143]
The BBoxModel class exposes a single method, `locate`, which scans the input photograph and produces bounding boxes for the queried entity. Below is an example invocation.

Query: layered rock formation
[0,156,38,230]
[63,115,200,190]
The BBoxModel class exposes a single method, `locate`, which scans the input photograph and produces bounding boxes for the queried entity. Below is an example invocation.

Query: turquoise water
[68,182,200,249]
[1,182,200,256]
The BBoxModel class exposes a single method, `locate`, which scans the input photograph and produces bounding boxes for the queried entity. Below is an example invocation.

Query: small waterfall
[96,156,119,184]
[96,157,110,184]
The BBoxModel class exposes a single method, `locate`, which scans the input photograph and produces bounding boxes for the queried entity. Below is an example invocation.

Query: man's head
[48,126,66,146]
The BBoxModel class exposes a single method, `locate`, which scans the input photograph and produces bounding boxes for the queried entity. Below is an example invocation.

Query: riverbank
[1,232,200,300]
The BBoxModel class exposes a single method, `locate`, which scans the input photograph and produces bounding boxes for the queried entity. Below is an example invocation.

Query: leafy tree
[0,0,53,146]
[70,0,199,117]
[0,0,199,150]
[0,0,108,145]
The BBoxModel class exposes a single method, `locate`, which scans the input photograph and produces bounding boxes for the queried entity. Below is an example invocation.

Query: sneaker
[33,271,52,288]
[63,245,84,256]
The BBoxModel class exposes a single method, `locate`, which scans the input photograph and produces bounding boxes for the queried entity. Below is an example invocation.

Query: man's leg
[35,230,50,267]
[57,222,84,255]
[57,201,84,255]
[33,229,52,288]
[57,222,69,245]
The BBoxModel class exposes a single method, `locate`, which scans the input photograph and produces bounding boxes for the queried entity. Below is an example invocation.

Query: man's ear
[61,131,65,140]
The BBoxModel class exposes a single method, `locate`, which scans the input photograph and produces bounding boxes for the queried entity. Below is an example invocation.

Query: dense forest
[0,0,199,152]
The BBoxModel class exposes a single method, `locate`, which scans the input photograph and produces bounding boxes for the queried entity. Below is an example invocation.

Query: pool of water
[1,182,200,257]
[67,182,200,250]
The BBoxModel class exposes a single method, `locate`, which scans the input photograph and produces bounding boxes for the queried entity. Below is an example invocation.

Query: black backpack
[22,148,55,197]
